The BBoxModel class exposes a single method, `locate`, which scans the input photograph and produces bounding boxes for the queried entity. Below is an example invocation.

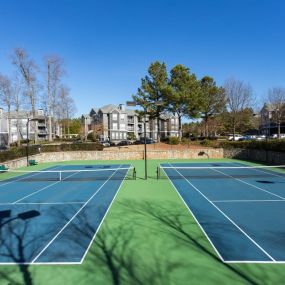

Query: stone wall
[3,148,224,169]
[6,148,285,169]
[224,148,285,164]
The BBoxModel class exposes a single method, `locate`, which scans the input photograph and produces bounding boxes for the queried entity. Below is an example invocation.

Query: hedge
[0,143,103,163]
[219,140,285,152]
[41,143,103,152]
[164,137,180,145]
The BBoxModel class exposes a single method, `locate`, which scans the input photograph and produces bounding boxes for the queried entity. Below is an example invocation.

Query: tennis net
[0,166,136,182]
[157,164,285,180]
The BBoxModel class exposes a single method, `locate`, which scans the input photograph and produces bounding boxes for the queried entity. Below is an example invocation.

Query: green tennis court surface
[1,159,285,285]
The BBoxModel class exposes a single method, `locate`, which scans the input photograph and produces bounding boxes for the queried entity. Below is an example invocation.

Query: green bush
[41,143,103,152]
[0,145,41,163]
[87,132,96,142]
[199,139,214,147]
[0,143,103,163]
[219,140,285,152]
[165,137,180,145]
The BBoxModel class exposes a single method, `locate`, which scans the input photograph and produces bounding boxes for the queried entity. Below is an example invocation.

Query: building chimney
[119,104,125,111]
[37,109,44,116]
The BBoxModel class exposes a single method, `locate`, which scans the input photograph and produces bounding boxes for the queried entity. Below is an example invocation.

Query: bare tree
[0,74,14,146]
[43,55,65,141]
[55,85,76,136]
[11,48,39,143]
[268,87,285,138]
[224,78,254,139]
[12,74,23,146]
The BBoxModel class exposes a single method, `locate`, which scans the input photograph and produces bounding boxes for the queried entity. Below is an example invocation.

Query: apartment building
[260,103,285,136]
[82,104,179,143]
[0,108,49,146]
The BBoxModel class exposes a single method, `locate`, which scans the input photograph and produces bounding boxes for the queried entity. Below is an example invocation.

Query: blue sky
[0,0,284,116]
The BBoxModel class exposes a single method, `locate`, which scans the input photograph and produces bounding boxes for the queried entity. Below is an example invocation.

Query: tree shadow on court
[53,204,183,285]
[115,200,281,285]
[0,219,37,285]
[0,207,68,285]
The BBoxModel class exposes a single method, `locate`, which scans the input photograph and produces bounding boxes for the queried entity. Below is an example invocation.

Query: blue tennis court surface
[0,164,131,264]
[161,162,285,263]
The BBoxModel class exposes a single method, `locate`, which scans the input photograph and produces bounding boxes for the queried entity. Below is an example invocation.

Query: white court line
[79,165,130,263]
[0,165,63,188]
[161,166,225,263]
[212,199,285,203]
[0,202,85,205]
[13,171,80,204]
[211,168,285,201]
[168,163,276,262]
[31,165,122,264]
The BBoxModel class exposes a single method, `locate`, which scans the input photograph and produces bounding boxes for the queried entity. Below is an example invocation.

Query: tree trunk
[48,115,52,141]
[204,117,209,138]
[156,117,160,142]
[278,118,281,139]
[17,116,21,146]
[7,109,11,147]
[178,115,182,141]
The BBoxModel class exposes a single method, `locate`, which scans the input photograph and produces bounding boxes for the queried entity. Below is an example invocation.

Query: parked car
[227,134,243,141]
[271,134,285,139]
[145,138,156,144]
[256,135,266,141]
[239,135,257,141]
[100,140,110,147]
[117,140,132,146]
[0,145,8,152]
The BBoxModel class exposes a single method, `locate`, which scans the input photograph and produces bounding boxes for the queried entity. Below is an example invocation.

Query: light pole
[26,117,39,166]
[127,101,148,179]
[275,108,281,139]
[143,107,147,179]
[127,101,163,180]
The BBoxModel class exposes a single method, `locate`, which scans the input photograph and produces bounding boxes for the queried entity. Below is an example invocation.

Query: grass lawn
[1,158,285,285]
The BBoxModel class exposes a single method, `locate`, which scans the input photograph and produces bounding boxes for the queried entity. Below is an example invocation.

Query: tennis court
[0,164,135,264]
[158,162,285,263]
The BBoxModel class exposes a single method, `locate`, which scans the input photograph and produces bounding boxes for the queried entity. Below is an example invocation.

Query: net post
[157,166,160,180]
[59,171,62,181]
[133,167,136,180]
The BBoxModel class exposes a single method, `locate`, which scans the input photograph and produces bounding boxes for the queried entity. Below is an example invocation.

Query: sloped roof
[126,109,136,116]
[99,104,120,113]
[90,107,99,114]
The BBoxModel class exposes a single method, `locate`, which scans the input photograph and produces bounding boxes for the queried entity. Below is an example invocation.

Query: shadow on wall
[224,148,285,164]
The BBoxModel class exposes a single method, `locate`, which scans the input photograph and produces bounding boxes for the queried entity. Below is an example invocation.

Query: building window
[112,113,118,120]
[113,123,118,130]
[120,114,125,121]
[120,123,125,130]
[111,133,115,139]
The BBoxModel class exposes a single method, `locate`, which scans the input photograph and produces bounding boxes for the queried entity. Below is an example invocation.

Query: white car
[228,134,243,141]
[256,135,266,141]
[271,134,285,139]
